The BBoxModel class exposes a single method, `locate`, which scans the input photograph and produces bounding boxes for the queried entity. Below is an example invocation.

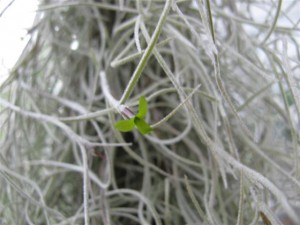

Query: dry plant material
[0,0,299,225]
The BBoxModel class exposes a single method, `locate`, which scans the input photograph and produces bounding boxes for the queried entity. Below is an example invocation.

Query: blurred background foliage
[0,0,299,224]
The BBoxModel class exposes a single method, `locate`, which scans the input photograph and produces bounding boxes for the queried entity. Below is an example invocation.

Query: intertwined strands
[0,1,299,225]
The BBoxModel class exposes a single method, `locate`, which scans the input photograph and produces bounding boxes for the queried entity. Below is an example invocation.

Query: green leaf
[134,117,153,134]
[114,119,135,132]
[136,96,148,119]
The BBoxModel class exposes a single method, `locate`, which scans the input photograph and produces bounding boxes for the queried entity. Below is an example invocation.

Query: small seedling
[114,96,153,134]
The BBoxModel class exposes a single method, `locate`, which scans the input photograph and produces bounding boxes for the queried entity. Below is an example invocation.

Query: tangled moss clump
[0,1,299,224]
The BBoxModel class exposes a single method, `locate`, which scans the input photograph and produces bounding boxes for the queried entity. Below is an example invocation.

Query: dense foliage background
[1,0,299,224]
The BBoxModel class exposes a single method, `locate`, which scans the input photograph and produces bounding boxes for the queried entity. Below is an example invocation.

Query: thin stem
[119,0,171,104]
[100,71,135,119]
[205,0,216,43]
[80,144,89,225]
[100,71,119,109]
[151,85,200,129]
[260,0,282,45]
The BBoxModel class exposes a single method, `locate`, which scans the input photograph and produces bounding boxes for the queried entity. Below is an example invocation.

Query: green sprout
[114,96,153,134]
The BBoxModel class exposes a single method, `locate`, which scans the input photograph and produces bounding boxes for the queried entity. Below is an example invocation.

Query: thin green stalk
[260,0,282,45]
[205,0,216,43]
[120,0,171,104]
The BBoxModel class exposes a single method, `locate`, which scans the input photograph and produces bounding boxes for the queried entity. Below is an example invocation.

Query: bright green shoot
[114,96,153,134]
